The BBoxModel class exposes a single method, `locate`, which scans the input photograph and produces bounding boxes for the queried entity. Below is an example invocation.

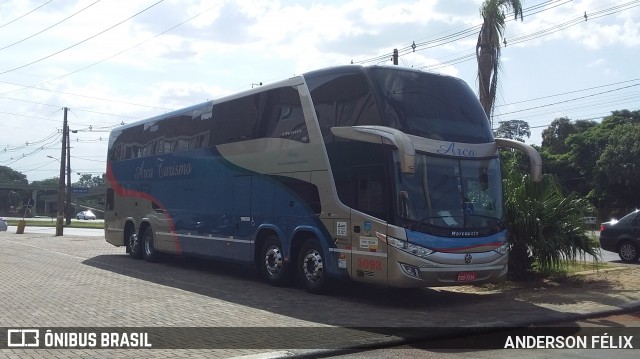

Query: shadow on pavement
[81,252,628,331]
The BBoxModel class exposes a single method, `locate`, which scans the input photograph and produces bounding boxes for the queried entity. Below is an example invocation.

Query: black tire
[618,241,640,263]
[297,239,329,294]
[259,236,292,286]
[128,231,143,259]
[142,227,160,262]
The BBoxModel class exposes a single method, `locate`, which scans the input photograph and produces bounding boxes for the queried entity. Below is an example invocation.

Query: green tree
[494,120,531,142]
[30,177,60,216]
[542,117,597,155]
[73,173,105,188]
[0,165,27,185]
[72,173,106,213]
[476,0,523,122]
[539,118,596,197]
[30,177,60,187]
[0,166,28,214]
[593,123,640,217]
[566,110,640,218]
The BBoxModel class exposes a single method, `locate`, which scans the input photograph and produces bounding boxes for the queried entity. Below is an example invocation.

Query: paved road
[1,230,638,358]
[6,225,104,237]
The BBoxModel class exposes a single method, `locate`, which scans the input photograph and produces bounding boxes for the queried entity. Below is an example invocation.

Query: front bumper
[387,246,508,288]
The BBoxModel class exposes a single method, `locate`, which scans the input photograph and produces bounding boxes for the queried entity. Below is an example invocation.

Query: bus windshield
[395,152,504,236]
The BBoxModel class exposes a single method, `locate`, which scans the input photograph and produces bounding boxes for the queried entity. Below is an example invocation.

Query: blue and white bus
[105,65,541,293]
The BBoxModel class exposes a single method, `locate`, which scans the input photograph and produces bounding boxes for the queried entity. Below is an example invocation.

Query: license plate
[456,272,477,282]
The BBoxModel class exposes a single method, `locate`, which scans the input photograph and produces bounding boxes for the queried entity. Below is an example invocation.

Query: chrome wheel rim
[264,245,283,277]
[129,234,139,252]
[302,249,324,282]
[144,234,152,256]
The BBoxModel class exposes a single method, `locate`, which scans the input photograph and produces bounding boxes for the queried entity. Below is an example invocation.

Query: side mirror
[331,126,415,174]
[495,138,543,182]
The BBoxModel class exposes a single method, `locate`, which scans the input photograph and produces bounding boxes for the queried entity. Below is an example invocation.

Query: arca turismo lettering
[134,161,154,180]
[133,159,193,180]
[157,158,192,178]
[436,142,476,157]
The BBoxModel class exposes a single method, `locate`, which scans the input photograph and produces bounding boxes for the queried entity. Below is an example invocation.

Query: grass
[5,218,104,229]
[535,259,610,278]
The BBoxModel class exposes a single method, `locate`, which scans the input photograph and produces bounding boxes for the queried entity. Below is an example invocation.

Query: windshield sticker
[360,237,378,250]
[336,221,347,236]
[364,221,372,235]
[464,202,474,215]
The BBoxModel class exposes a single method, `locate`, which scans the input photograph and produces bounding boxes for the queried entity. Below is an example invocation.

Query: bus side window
[211,95,258,145]
[106,188,114,211]
[257,87,307,142]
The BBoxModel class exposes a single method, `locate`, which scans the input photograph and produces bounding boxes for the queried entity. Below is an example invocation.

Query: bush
[503,170,601,280]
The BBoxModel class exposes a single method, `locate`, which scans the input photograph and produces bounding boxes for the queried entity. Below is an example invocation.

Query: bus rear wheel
[142,227,160,262]
[260,236,292,286]
[128,232,142,259]
[298,239,329,294]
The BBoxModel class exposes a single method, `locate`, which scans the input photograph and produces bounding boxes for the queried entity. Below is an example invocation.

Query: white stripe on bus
[329,247,388,258]
[157,231,253,244]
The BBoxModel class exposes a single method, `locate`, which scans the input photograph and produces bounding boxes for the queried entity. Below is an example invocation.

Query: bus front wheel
[298,239,329,294]
[260,236,292,286]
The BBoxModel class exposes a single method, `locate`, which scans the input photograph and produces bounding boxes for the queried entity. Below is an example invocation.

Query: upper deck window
[306,69,383,141]
[369,68,493,144]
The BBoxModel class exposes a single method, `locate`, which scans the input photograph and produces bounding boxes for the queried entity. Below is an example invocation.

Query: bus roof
[111,65,458,133]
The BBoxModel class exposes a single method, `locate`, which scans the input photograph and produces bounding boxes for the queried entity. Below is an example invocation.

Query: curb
[281,301,640,358]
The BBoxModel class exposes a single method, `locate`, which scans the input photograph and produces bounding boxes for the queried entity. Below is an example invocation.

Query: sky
[0,0,638,183]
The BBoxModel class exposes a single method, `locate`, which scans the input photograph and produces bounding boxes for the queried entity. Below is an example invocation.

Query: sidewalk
[1,229,639,358]
[446,261,640,325]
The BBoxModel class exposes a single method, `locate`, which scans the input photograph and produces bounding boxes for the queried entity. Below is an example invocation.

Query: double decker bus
[105,65,541,293]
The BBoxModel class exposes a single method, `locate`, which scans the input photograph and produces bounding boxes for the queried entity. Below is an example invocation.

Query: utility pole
[392,48,398,65]
[55,107,68,236]
[65,123,72,225]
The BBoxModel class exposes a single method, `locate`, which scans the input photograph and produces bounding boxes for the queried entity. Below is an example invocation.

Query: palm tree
[476,0,523,125]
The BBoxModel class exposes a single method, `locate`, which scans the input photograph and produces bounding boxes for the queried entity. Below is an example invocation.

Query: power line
[0,0,102,52]
[495,83,640,116]
[0,0,53,30]
[0,1,225,111]
[354,0,640,72]
[0,0,166,75]
[352,0,570,65]
[17,1,225,92]
[0,78,172,110]
[495,78,640,108]
[0,133,61,165]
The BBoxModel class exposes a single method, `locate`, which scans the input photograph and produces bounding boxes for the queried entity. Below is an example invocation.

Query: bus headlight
[387,236,434,259]
[494,242,510,255]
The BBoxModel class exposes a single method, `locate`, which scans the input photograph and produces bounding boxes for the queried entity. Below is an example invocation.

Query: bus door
[349,168,389,286]
[230,175,253,261]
